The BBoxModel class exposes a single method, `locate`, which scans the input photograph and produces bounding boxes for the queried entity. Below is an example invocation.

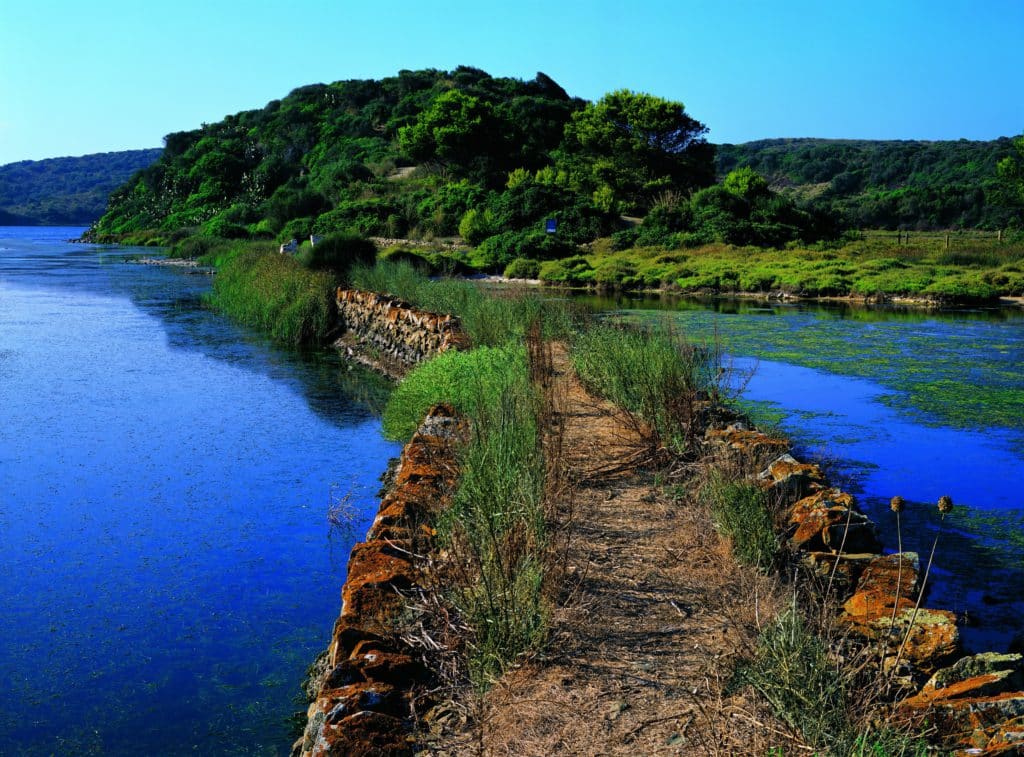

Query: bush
[168,234,229,260]
[379,246,438,274]
[539,255,594,285]
[278,216,314,243]
[296,233,377,275]
[504,257,541,279]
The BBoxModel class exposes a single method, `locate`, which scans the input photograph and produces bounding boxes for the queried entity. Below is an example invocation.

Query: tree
[397,90,504,179]
[994,135,1024,225]
[560,89,714,213]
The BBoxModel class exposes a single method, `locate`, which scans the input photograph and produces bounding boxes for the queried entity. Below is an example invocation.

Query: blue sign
[545,218,557,234]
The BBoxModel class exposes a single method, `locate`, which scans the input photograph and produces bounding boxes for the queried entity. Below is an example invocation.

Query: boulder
[897,654,1024,755]
[758,453,825,499]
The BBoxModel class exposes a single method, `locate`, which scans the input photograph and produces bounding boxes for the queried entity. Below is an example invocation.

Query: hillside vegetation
[0,149,162,225]
[87,67,1024,304]
[717,137,1020,230]
[86,67,840,255]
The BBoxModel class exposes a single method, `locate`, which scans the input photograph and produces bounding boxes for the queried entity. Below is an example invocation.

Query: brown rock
[759,453,825,499]
[842,553,920,617]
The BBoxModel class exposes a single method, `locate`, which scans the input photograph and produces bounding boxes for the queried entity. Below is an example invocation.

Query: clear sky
[1,0,1022,165]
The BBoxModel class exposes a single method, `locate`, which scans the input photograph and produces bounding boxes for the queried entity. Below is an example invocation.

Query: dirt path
[441,345,785,755]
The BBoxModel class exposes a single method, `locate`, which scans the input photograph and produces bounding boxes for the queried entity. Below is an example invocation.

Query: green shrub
[296,233,377,275]
[278,216,314,243]
[538,255,594,285]
[459,207,497,246]
[168,235,229,260]
[378,246,437,274]
[504,257,541,279]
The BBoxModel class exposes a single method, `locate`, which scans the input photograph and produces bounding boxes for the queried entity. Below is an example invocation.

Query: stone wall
[334,289,469,374]
[706,424,1024,755]
[295,405,465,757]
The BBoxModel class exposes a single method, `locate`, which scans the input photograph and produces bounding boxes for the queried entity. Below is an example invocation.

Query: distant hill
[716,137,1020,230]
[0,149,163,225]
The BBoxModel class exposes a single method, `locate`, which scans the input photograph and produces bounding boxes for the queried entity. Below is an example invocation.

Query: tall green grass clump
[571,323,717,455]
[207,243,336,344]
[440,379,548,688]
[381,345,528,440]
[700,472,778,571]
[381,335,549,687]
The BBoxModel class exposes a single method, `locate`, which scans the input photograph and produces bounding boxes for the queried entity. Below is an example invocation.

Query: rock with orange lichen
[800,551,877,595]
[845,606,960,677]
[786,487,881,554]
[897,654,1024,755]
[758,453,826,499]
[296,405,463,757]
[841,553,919,617]
[704,424,790,457]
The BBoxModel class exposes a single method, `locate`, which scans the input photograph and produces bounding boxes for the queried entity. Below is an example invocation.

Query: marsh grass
[381,345,527,441]
[438,378,548,688]
[206,243,336,344]
[350,260,579,347]
[570,322,720,459]
[735,604,930,756]
[542,233,1024,300]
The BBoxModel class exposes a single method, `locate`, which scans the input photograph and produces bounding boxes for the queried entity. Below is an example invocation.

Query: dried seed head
[890,495,905,513]
[937,495,954,514]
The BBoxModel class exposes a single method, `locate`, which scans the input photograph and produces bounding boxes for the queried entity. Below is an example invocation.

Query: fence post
[945,233,950,250]
[999,229,1003,243]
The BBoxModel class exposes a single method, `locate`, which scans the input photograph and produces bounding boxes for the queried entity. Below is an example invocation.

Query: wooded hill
[0,149,162,225]
[86,67,1021,257]
[86,67,841,258]
[716,137,1020,230]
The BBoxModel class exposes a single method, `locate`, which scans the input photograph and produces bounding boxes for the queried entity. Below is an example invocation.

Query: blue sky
[1,0,1022,165]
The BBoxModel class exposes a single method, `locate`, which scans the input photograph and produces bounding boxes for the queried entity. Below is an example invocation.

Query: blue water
[583,293,1024,654]
[0,228,400,754]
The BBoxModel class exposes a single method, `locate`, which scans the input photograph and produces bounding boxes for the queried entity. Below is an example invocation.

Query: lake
[0,227,400,754]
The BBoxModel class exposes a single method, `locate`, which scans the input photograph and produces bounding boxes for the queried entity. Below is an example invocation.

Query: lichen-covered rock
[897,654,1024,755]
[844,606,960,677]
[786,488,881,554]
[841,553,919,617]
[704,424,790,457]
[758,453,825,499]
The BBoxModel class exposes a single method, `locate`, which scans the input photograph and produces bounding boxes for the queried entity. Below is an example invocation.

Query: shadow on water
[0,228,393,425]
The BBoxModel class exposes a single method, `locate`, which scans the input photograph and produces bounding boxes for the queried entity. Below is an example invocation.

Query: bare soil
[427,346,788,756]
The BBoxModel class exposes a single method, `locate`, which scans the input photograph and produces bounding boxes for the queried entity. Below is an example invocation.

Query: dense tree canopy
[0,149,161,225]
[559,90,715,213]
[994,135,1024,223]
[717,137,1022,229]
